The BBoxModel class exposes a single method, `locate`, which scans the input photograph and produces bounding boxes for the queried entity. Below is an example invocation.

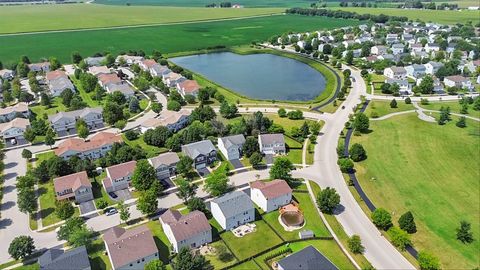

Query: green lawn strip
[145,220,173,263]
[365,100,415,118]
[267,114,315,137]
[285,149,303,165]
[94,0,314,8]
[70,76,103,108]
[139,98,149,111]
[121,134,168,158]
[29,97,67,117]
[11,263,40,270]
[419,101,480,119]
[91,172,115,208]
[230,259,261,270]
[306,140,314,165]
[87,238,112,270]
[351,113,479,268]
[221,220,283,260]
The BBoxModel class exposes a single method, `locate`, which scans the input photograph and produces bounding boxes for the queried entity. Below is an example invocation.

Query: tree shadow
[38,207,54,219]
[0,218,12,229]
[1,200,15,210]
[5,162,18,169]
[37,186,47,196]
[2,185,15,194]
[4,172,18,180]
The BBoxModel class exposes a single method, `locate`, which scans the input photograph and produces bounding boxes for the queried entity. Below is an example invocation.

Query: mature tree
[316,187,340,214]
[418,251,440,270]
[171,247,212,270]
[151,102,163,114]
[167,100,182,111]
[40,92,51,107]
[249,152,263,168]
[21,149,32,160]
[300,121,310,138]
[176,156,193,177]
[349,143,367,162]
[57,217,84,240]
[197,88,210,103]
[132,160,157,191]
[103,102,124,125]
[68,226,94,248]
[176,178,196,203]
[61,88,74,107]
[348,235,364,254]
[418,75,434,94]
[187,197,208,213]
[17,187,37,214]
[45,128,56,148]
[388,227,411,251]
[398,211,417,233]
[137,188,158,215]
[55,200,75,220]
[8,236,35,260]
[143,126,171,147]
[242,137,259,157]
[204,170,229,197]
[118,200,130,224]
[405,97,411,104]
[219,102,238,119]
[145,259,166,270]
[344,50,354,65]
[287,110,303,120]
[371,208,392,230]
[190,106,216,122]
[71,51,83,64]
[277,108,287,117]
[49,57,61,70]
[16,62,29,78]
[390,99,397,108]
[456,116,467,128]
[76,119,89,140]
[129,97,141,113]
[337,158,354,173]
[23,127,36,143]
[353,112,369,133]
[456,220,474,243]
[269,157,294,182]
[166,133,182,152]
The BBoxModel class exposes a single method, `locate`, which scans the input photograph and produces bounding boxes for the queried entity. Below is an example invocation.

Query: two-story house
[250,180,292,213]
[159,209,212,252]
[444,75,473,90]
[55,132,123,160]
[0,117,30,143]
[48,107,103,134]
[38,246,91,270]
[53,171,94,203]
[176,80,200,97]
[103,160,137,193]
[140,109,191,133]
[370,45,388,55]
[181,140,217,169]
[383,67,407,79]
[115,55,144,66]
[210,190,255,230]
[46,70,75,97]
[258,133,286,155]
[0,102,30,122]
[84,56,106,67]
[424,61,444,75]
[405,64,427,79]
[28,62,50,73]
[218,134,246,161]
[148,152,180,180]
[103,225,158,270]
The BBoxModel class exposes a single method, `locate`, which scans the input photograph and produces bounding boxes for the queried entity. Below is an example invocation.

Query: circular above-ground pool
[170,52,327,101]
[280,211,305,227]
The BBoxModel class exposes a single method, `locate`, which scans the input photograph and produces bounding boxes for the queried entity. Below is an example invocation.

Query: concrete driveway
[79,200,96,215]
[110,189,131,202]
[230,159,244,169]
[264,154,274,165]
[197,167,210,177]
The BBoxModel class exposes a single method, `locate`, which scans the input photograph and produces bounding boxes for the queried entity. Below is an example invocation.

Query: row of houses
[0,102,30,144]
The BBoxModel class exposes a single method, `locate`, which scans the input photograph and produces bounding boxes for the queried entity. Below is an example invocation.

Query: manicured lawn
[70,76,104,108]
[87,238,112,270]
[221,220,283,260]
[0,4,284,34]
[35,151,55,165]
[145,220,173,263]
[0,15,359,66]
[365,100,415,118]
[92,172,115,208]
[418,100,480,119]
[12,264,39,270]
[121,134,168,158]
[204,240,238,269]
[230,259,261,270]
[37,181,79,226]
[285,148,303,165]
[351,113,480,268]
[329,6,480,24]
[139,98,149,111]
[30,97,67,117]
[267,114,315,137]
[306,139,314,165]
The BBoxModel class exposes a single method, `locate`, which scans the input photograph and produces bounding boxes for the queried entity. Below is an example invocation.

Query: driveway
[79,200,96,215]
[109,189,132,202]
[264,154,274,165]
[197,167,210,177]
[230,159,244,169]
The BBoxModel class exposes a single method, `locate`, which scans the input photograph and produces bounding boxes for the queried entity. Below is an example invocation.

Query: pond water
[170,52,326,101]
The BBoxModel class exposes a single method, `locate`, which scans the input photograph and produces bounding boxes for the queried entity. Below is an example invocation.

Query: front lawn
[30,97,67,117]
[230,260,260,270]
[221,220,283,260]
[285,149,302,165]
[91,172,115,208]
[267,115,315,137]
[351,113,480,268]
[35,151,55,166]
[306,140,314,165]
[37,181,79,227]
[146,220,173,263]
[121,134,168,158]
[365,100,415,118]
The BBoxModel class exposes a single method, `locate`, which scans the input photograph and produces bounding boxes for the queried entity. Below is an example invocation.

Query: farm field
[0,15,358,66]
[329,7,480,24]
[351,113,480,268]
[95,0,315,7]
[0,4,283,34]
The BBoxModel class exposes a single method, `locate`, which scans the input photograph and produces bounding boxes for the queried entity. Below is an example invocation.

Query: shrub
[387,226,411,251]
[418,251,440,270]
[370,111,379,118]
[337,158,354,173]
[278,108,287,117]
[371,208,392,230]
[95,198,108,209]
[349,143,367,162]
[405,97,411,104]
[316,187,340,214]
[398,211,417,233]
[348,235,364,254]
[390,99,397,108]
[420,98,429,105]
[124,130,139,141]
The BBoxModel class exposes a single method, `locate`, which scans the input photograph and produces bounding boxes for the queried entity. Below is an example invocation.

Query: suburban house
[0,117,30,143]
[370,45,388,55]
[164,72,185,87]
[425,43,440,53]
[55,131,123,160]
[277,246,338,270]
[139,59,158,71]
[383,66,407,79]
[405,64,427,79]
[159,209,212,253]
[102,160,137,193]
[258,133,286,155]
[410,43,423,53]
[217,134,245,160]
[38,246,91,270]
[46,70,75,97]
[103,225,159,270]
[385,78,411,94]
[84,56,106,67]
[140,109,190,133]
[250,180,292,213]
[48,107,103,134]
[424,61,444,75]
[97,73,122,89]
[148,152,180,180]
[150,65,171,78]
[416,76,444,93]
[88,66,111,76]
[176,80,200,97]
[115,55,144,65]
[444,75,473,90]
[210,190,255,230]
[466,60,480,73]
[0,102,30,122]
[106,83,135,98]
[28,62,50,73]
[53,171,94,203]
[181,140,217,169]
[391,43,405,55]
[0,69,14,80]
[385,33,399,44]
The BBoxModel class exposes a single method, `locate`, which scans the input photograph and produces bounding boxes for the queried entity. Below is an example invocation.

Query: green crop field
[351,113,480,268]
[0,15,358,65]
[0,4,283,34]
[95,0,316,7]
[329,7,480,24]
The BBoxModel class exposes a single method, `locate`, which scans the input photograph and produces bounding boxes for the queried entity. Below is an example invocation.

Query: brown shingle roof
[97,73,121,85]
[178,80,199,94]
[160,209,211,242]
[103,225,158,269]
[53,171,91,200]
[46,70,67,81]
[250,179,292,200]
[142,59,157,69]
[0,102,29,116]
[55,132,122,156]
[106,160,136,181]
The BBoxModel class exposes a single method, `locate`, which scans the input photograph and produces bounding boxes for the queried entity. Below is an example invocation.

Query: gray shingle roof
[220,134,245,149]
[211,190,253,218]
[278,246,338,270]
[259,133,284,145]
[38,246,91,270]
[182,140,216,158]
[48,107,103,123]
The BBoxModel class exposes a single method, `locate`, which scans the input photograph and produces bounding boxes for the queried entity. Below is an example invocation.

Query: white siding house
[218,134,245,160]
[210,191,255,230]
[250,180,292,213]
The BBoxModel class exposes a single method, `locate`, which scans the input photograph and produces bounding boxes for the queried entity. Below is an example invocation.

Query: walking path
[370,110,416,121]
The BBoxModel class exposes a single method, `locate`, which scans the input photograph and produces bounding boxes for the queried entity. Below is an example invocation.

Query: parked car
[108,192,118,199]
[105,208,118,216]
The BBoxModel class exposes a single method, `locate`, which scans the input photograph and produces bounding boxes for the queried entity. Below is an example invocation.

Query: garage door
[196,162,206,169]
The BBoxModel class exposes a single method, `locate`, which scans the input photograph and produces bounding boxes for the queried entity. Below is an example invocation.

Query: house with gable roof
[53,171,93,203]
[218,134,246,160]
[210,190,255,230]
[250,180,292,213]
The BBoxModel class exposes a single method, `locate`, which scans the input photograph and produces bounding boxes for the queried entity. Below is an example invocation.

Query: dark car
[108,192,118,199]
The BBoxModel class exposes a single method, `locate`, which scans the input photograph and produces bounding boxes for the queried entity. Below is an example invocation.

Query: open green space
[230,259,261,270]
[351,113,480,268]
[95,0,315,7]
[365,100,415,118]
[121,134,168,158]
[418,100,480,119]
[0,4,283,34]
[329,6,480,24]
[204,240,238,269]
[87,238,112,270]
[30,97,67,117]
[0,15,359,65]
